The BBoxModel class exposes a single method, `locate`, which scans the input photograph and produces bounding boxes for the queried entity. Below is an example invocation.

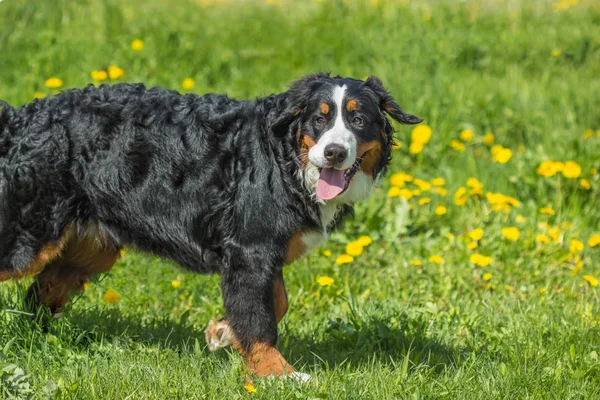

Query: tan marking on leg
[319,102,329,114]
[273,272,288,324]
[243,342,293,377]
[285,232,307,265]
[346,98,358,111]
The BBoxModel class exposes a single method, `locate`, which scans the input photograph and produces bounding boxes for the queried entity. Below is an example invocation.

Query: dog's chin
[300,162,374,205]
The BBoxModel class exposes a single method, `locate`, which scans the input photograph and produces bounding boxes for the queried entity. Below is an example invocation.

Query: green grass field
[1,0,599,398]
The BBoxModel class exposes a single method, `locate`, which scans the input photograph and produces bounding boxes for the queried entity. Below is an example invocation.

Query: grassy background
[1,0,599,398]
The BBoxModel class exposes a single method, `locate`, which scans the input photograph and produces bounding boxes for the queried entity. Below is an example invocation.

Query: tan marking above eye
[320,102,329,114]
[346,99,358,112]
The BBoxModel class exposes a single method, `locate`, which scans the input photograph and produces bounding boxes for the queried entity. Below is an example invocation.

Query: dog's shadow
[58,306,465,375]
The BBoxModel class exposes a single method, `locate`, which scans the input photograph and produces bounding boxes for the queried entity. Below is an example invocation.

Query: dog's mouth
[316,157,363,201]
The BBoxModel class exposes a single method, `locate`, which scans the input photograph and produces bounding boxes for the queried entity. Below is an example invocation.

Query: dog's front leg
[220,258,293,378]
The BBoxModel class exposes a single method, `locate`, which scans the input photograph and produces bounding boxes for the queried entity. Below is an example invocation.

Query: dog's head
[273,73,422,203]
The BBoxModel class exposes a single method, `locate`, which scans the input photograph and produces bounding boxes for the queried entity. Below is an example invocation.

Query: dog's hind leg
[205,270,288,351]
[25,227,120,315]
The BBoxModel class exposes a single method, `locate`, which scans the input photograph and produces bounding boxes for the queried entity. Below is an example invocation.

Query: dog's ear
[271,72,331,136]
[363,76,423,125]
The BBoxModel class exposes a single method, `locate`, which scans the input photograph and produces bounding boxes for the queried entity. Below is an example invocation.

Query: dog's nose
[324,144,347,165]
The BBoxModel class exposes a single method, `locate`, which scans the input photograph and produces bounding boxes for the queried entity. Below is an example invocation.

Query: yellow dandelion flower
[244,383,257,393]
[346,241,364,257]
[562,161,581,178]
[468,228,484,241]
[591,168,598,175]
[335,255,353,265]
[454,187,468,206]
[317,276,334,286]
[501,227,520,241]
[571,257,583,276]
[459,129,474,142]
[409,141,424,154]
[482,272,492,281]
[537,160,560,177]
[434,187,448,197]
[357,236,372,247]
[429,255,443,264]
[131,39,144,51]
[569,239,584,254]
[434,205,447,215]
[107,65,124,80]
[505,285,514,292]
[470,254,492,266]
[540,207,555,215]
[583,129,594,139]
[516,215,527,224]
[483,132,495,146]
[450,139,465,152]
[536,234,550,244]
[445,233,455,241]
[322,250,332,257]
[547,226,561,242]
[103,288,121,304]
[45,77,63,88]
[120,248,127,258]
[91,70,108,81]
[583,275,598,287]
[411,124,432,145]
[492,147,512,163]
[33,92,46,99]
[467,241,478,249]
[83,281,91,291]
[588,234,600,248]
[392,142,402,150]
[580,179,591,190]
[171,280,182,287]
[418,197,431,205]
[182,77,195,90]
[539,287,546,294]
[466,178,483,195]
[551,50,561,57]
[390,172,412,187]
[389,188,413,200]
[413,178,432,191]
[410,259,422,266]
[431,178,445,186]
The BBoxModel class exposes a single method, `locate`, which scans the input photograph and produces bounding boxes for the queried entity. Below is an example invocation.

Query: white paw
[53,312,63,319]
[290,371,311,383]
[204,319,233,351]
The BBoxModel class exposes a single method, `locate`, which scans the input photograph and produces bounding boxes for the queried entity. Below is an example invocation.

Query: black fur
[0,73,421,352]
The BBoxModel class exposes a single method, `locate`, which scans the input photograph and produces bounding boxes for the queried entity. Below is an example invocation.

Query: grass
[1,0,599,398]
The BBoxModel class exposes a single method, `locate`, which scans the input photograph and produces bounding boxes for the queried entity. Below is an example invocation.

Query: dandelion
[413,179,432,191]
[45,77,63,88]
[103,288,121,304]
[392,142,402,150]
[357,236,372,247]
[171,280,182,287]
[501,227,520,241]
[482,273,492,281]
[536,234,550,244]
[571,257,583,275]
[244,383,257,393]
[580,179,591,190]
[345,241,364,256]
[431,178,445,186]
[83,281,91,291]
[454,187,468,206]
[588,234,600,248]
[562,161,581,178]
[429,255,443,264]
[583,275,598,287]
[335,255,353,265]
[570,239,584,254]
[548,226,561,242]
[434,205,447,215]
[516,215,527,224]
[450,140,465,152]
[418,197,431,205]
[120,249,127,258]
[182,77,195,90]
[483,132,495,146]
[317,276,334,286]
[459,129,474,142]
[91,70,108,81]
[322,250,332,257]
[537,160,564,177]
[471,254,492,266]
[108,65,124,79]
[467,177,483,195]
[551,50,561,57]
[388,187,413,200]
[505,285,514,292]
[491,146,512,163]
[33,92,46,99]
[411,124,432,145]
[467,242,478,249]
[131,39,144,51]
[539,287,546,294]
[390,172,413,187]
[433,187,448,197]
[583,129,594,139]
[540,207,555,215]
[468,228,484,241]
[409,141,424,154]
[445,233,455,241]
[410,260,422,266]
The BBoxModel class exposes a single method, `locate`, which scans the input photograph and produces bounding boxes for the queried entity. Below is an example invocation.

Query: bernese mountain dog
[0,73,422,380]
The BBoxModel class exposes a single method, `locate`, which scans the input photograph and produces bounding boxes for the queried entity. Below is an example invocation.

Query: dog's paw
[289,371,311,383]
[205,318,233,351]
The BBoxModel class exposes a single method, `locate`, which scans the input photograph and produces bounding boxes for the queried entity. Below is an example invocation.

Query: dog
[0,72,422,380]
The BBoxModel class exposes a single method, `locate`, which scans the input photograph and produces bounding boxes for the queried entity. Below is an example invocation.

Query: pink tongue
[316,168,346,200]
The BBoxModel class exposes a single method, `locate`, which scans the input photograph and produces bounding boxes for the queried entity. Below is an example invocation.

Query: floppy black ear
[271,72,332,136]
[364,76,423,125]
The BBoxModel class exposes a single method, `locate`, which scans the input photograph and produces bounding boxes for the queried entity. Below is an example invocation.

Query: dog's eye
[316,116,327,125]
[353,117,363,126]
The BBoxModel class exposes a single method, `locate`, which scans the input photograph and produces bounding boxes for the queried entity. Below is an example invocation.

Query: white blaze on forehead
[308,85,357,170]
